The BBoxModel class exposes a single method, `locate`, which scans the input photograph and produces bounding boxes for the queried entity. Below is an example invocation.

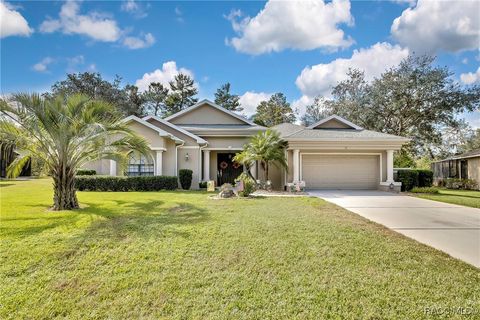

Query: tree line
[43,54,480,163]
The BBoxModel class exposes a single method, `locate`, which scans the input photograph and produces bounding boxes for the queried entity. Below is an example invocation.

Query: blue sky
[1,0,479,125]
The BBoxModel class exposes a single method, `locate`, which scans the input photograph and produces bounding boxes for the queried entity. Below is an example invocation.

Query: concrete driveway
[309,190,480,268]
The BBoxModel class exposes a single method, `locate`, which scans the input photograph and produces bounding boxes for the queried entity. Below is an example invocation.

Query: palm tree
[234,129,288,182]
[0,93,150,210]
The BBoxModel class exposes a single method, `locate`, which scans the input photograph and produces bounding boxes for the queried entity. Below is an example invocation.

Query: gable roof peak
[307,115,363,130]
[142,114,208,144]
[164,99,255,126]
[122,115,184,143]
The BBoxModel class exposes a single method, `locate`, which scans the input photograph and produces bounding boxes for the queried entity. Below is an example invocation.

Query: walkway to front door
[310,190,480,268]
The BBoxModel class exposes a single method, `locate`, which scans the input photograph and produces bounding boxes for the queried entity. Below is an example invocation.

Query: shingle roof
[178,124,265,131]
[272,122,408,141]
[286,128,408,140]
[271,123,305,137]
[435,149,480,162]
[458,149,480,158]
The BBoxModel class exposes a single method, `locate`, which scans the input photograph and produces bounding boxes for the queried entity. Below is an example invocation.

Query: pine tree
[253,93,296,127]
[143,82,169,116]
[164,73,198,116]
[214,83,242,112]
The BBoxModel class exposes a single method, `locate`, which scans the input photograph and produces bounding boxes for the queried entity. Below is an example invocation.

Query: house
[431,149,480,189]
[84,100,409,191]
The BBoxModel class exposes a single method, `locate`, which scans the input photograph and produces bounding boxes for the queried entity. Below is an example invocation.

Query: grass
[1,179,479,319]
[412,188,480,208]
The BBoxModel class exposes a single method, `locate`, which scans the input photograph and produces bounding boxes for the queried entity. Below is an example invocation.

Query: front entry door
[217,153,243,186]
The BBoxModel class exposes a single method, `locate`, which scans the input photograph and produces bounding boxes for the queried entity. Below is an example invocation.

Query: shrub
[235,172,256,197]
[179,169,193,190]
[199,181,207,189]
[444,178,478,190]
[416,170,433,187]
[75,176,177,191]
[397,170,419,191]
[410,187,439,194]
[76,169,96,176]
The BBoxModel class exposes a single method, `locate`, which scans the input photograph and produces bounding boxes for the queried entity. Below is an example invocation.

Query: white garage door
[302,154,379,190]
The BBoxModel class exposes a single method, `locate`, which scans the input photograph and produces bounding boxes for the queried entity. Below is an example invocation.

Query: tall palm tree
[0,93,150,210]
[234,129,288,181]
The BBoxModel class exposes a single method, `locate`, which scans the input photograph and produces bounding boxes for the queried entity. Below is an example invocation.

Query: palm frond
[6,154,31,179]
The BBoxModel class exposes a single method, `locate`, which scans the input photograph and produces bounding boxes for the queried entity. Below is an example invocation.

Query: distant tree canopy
[214,83,242,112]
[323,55,480,159]
[48,72,144,116]
[301,97,331,126]
[253,93,296,127]
[48,72,199,118]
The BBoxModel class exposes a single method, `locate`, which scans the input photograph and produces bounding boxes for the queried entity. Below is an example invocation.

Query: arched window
[126,151,154,176]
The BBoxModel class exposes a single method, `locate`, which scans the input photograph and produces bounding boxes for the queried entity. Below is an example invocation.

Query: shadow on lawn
[2,199,210,241]
[0,183,15,188]
[84,199,208,237]
[54,199,210,260]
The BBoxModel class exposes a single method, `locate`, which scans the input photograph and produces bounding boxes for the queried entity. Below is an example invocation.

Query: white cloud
[292,95,315,116]
[391,0,480,54]
[460,67,480,85]
[135,61,194,92]
[390,0,416,7]
[226,0,354,55]
[295,42,409,98]
[175,7,184,23]
[32,57,54,72]
[121,0,147,19]
[39,1,155,50]
[0,1,33,38]
[239,91,272,116]
[39,1,121,42]
[122,33,155,49]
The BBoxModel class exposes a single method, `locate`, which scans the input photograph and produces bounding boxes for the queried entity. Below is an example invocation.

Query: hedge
[397,170,419,191]
[76,169,96,176]
[396,169,434,191]
[75,175,178,191]
[179,169,193,190]
[416,170,433,187]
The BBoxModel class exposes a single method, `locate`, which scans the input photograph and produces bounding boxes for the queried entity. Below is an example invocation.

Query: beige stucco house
[84,99,409,191]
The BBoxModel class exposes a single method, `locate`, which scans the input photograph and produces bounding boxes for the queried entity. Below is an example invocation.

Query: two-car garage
[301,154,380,190]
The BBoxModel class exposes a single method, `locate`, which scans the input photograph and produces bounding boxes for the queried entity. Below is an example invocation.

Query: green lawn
[1,179,479,319]
[413,188,480,208]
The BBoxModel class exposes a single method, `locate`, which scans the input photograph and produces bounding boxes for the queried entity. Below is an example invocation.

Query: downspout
[199,142,209,182]
[175,141,185,176]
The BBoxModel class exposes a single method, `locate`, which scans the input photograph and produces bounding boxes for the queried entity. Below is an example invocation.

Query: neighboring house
[431,149,480,189]
[84,100,409,190]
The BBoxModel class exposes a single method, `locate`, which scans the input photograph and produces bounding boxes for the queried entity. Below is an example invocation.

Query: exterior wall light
[185,153,190,161]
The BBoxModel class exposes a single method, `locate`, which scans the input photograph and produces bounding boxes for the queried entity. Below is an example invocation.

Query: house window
[126,151,154,176]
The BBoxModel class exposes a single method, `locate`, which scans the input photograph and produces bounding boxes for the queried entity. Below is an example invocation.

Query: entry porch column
[386,150,394,183]
[155,150,163,176]
[203,150,210,181]
[109,160,116,176]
